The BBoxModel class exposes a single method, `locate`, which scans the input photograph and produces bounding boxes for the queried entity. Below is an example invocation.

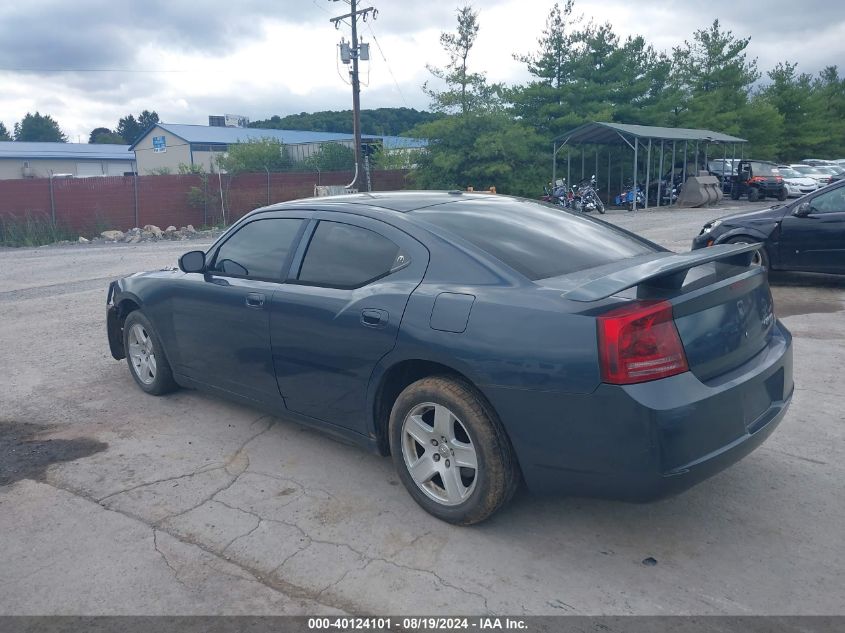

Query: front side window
[809,186,845,214]
[298,221,405,288]
[210,218,303,280]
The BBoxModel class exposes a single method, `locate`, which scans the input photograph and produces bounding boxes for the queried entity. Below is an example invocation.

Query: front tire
[389,376,519,525]
[123,310,178,395]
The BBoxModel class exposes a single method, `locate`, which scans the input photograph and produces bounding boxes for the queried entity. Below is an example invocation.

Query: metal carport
[552,122,748,210]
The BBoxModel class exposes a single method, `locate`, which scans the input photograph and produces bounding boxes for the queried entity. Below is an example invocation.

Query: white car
[790,164,833,187]
[777,166,819,197]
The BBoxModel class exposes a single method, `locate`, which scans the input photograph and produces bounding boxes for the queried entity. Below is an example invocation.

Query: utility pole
[330,1,376,192]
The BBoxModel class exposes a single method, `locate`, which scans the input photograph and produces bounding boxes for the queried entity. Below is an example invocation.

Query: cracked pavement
[1,208,843,615]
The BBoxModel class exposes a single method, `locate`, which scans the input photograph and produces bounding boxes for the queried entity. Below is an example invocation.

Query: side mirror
[793,202,812,218]
[179,250,206,273]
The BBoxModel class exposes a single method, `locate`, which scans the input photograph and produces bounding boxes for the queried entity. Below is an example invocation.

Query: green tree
[303,143,355,171]
[0,122,11,141]
[116,115,141,144]
[138,110,159,131]
[739,98,784,160]
[756,62,822,161]
[410,112,546,196]
[13,112,67,142]
[116,110,159,143]
[423,5,500,114]
[509,2,580,138]
[216,139,293,173]
[250,108,440,136]
[811,66,845,157]
[89,127,126,144]
[670,19,760,132]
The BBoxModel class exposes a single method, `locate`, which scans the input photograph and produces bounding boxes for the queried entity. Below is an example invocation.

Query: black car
[693,178,845,273]
[728,160,787,202]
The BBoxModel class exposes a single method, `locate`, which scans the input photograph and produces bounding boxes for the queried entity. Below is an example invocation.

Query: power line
[365,19,409,108]
[0,67,190,73]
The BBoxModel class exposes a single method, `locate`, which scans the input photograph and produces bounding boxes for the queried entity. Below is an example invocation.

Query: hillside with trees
[250,108,440,137]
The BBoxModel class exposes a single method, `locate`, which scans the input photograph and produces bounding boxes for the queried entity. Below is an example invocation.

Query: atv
[729,159,787,202]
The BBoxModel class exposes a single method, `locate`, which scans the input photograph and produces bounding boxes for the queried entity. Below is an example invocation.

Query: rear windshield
[410,197,656,280]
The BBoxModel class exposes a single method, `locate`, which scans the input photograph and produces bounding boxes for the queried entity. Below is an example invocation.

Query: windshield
[749,162,777,176]
[411,197,656,280]
[793,165,823,175]
[778,167,801,178]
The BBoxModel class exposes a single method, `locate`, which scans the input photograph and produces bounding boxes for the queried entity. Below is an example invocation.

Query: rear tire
[725,237,770,270]
[389,376,519,525]
[777,187,788,201]
[123,311,178,396]
[748,187,760,202]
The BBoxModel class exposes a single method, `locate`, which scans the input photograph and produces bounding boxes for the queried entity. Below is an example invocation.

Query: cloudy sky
[1,0,844,142]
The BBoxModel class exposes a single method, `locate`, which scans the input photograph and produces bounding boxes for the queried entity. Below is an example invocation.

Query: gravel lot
[1,202,843,615]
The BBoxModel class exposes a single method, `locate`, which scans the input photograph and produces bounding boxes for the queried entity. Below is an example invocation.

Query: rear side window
[210,218,303,280]
[411,198,655,280]
[298,221,405,288]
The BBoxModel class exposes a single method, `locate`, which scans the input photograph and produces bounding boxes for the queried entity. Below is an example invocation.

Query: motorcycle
[647,176,680,207]
[571,175,605,214]
[614,181,645,211]
[541,179,568,206]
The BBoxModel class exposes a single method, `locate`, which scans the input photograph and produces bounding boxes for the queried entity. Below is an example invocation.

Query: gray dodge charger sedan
[107,192,793,524]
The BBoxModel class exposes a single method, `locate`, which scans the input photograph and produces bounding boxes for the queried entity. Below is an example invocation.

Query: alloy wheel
[401,402,478,506]
[127,323,157,385]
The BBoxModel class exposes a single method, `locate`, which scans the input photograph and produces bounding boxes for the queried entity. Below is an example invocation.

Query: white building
[0,142,134,180]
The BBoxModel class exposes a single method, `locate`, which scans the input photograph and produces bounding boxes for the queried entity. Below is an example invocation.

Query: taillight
[597,300,689,384]
[749,176,767,184]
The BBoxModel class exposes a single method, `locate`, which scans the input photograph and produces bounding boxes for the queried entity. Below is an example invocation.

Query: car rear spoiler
[563,243,761,302]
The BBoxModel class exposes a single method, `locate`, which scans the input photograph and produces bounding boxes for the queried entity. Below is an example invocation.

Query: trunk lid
[553,244,776,382]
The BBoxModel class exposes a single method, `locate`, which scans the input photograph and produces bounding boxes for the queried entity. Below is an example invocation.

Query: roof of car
[262,190,502,214]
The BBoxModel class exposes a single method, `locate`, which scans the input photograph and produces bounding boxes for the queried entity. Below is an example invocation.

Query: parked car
[107,192,794,524]
[729,160,787,201]
[693,178,845,274]
[790,164,832,186]
[777,165,819,197]
[801,159,837,167]
[813,165,845,183]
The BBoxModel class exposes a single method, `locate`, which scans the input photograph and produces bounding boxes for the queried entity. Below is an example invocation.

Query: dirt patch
[0,421,107,487]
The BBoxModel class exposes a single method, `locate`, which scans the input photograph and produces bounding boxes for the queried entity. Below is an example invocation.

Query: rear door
[779,184,845,273]
[270,212,429,433]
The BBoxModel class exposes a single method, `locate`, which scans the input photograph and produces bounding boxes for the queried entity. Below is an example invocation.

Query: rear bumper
[485,322,793,501]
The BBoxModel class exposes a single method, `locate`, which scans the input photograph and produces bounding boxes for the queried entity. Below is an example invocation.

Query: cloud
[0,0,844,141]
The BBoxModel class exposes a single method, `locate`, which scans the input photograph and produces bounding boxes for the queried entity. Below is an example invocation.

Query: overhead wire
[365,19,409,108]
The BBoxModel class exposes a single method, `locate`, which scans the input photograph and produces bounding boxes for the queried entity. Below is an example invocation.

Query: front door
[270,214,428,433]
[171,216,306,405]
[779,185,845,273]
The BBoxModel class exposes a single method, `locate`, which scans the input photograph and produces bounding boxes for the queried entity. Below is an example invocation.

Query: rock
[165,225,177,233]
[78,236,89,243]
[143,224,163,238]
[141,230,154,239]
[100,230,124,241]
[186,224,197,234]
[128,235,142,244]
